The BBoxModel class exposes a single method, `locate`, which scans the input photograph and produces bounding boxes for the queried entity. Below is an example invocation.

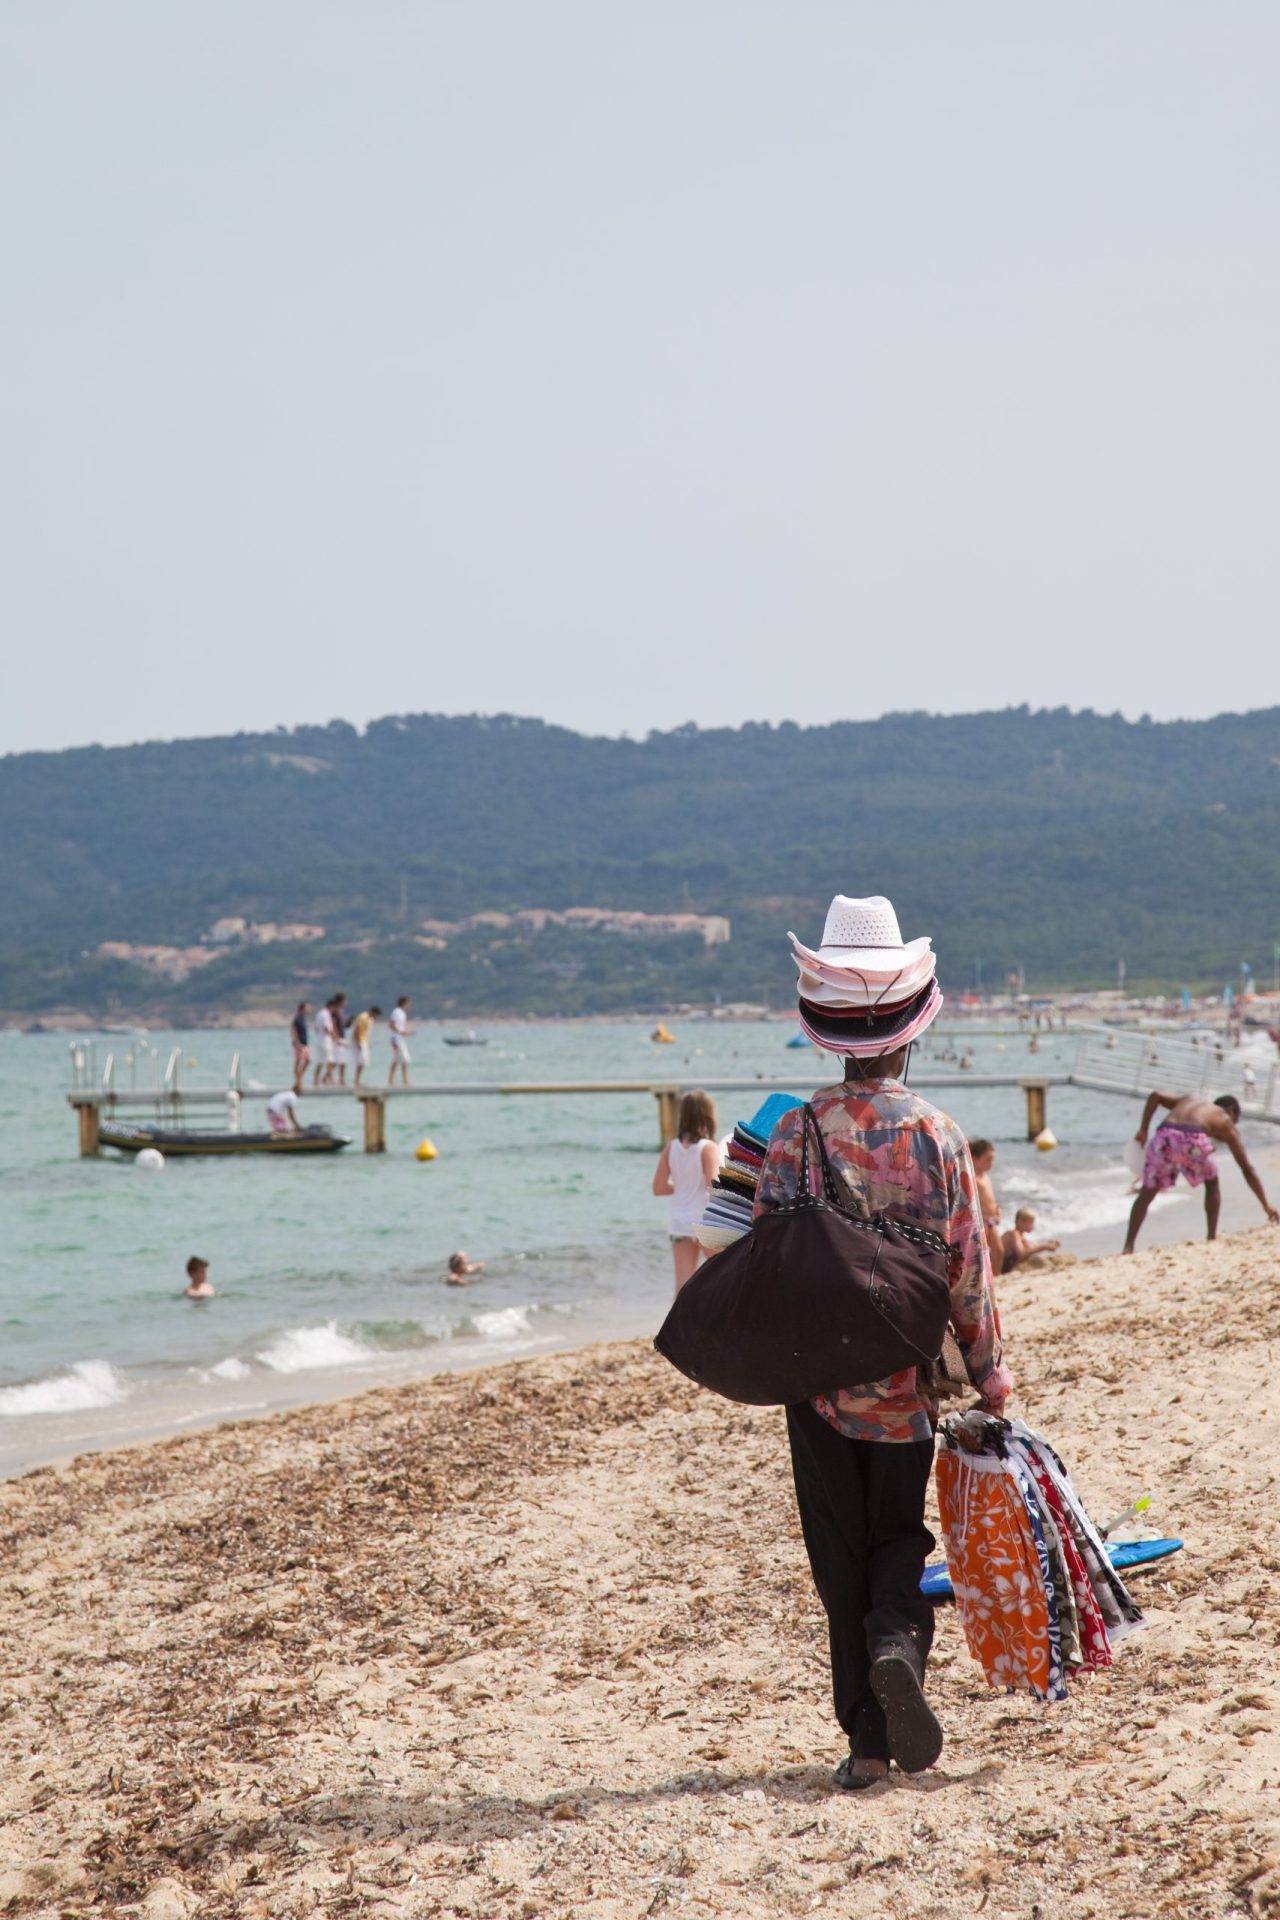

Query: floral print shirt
[753,1077,1011,1443]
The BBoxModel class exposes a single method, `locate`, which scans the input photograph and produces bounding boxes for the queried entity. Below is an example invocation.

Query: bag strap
[801,1104,841,1204]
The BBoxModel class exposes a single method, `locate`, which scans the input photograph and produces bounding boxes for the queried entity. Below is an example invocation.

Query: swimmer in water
[446,1251,485,1286]
[184,1255,215,1299]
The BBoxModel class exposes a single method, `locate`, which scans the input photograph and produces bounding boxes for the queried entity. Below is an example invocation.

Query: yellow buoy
[416,1138,438,1161]
[1034,1128,1058,1153]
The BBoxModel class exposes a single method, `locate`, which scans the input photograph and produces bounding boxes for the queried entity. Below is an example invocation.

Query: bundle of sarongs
[696,1092,802,1251]
[936,1411,1143,1702]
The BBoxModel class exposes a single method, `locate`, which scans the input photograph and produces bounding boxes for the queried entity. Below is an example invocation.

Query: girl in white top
[652,1090,720,1293]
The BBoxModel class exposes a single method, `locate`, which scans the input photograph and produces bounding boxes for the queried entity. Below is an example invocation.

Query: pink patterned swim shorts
[1143,1122,1218,1192]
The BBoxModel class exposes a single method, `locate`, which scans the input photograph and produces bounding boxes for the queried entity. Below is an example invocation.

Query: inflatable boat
[99,1121,350,1157]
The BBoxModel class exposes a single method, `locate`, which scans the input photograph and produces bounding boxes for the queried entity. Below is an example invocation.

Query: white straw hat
[788,894,933,974]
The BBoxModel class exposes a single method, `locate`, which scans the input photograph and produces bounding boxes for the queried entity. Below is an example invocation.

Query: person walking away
[652,1091,720,1292]
[968,1138,1004,1276]
[291,1001,310,1094]
[758,894,1011,1788]
[314,999,336,1087]
[266,1088,302,1135]
[388,996,413,1086]
[331,993,350,1088]
[1123,1091,1278,1252]
[1000,1208,1060,1272]
[352,1006,381,1088]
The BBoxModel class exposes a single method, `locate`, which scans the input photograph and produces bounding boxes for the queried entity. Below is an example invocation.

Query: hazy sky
[2,3,1277,754]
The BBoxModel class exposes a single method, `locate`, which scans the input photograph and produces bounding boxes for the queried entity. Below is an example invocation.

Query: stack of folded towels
[696,1092,803,1250]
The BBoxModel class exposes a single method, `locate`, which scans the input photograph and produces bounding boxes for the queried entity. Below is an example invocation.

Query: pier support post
[1021,1079,1048,1141]
[74,1100,100,1158]
[654,1088,681,1147]
[359,1094,388,1154]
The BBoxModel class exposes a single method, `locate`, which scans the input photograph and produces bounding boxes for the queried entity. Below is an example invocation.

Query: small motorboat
[99,1122,350,1157]
[443,1031,488,1047]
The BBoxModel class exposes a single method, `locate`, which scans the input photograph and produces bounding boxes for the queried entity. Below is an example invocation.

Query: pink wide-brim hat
[795,950,937,1007]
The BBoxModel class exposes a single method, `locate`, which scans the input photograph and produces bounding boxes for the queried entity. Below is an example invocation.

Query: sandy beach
[2,1228,1279,1919]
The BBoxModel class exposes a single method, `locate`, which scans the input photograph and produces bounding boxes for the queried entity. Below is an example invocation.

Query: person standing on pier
[388,996,413,1086]
[331,993,350,1088]
[291,1001,310,1095]
[352,1005,381,1088]
[313,999,336,1087]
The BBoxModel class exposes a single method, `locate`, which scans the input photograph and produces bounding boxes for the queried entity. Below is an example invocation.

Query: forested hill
[2,706,1278,1018]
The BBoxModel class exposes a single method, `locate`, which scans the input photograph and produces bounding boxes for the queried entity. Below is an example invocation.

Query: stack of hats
[789,893,943,1057]
[697,1092,802,1250]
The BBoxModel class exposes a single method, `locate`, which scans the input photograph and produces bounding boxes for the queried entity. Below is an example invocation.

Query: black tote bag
[654,1104,954,1407]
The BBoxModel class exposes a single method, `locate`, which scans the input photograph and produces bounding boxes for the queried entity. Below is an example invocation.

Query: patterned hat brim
[798,980,944,1057]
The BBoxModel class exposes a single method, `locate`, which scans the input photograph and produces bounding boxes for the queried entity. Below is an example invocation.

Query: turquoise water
[1,1018,1274,1473]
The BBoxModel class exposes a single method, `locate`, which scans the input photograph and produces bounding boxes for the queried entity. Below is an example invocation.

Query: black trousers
[786,1401,936,1762]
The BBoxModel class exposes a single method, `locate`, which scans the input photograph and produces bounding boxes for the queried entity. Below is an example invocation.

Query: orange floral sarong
[935,1446,1059,1700]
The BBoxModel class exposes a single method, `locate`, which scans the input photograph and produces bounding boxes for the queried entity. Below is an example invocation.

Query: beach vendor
[1123,1091,1278,1253]
[755,895,1011,1789]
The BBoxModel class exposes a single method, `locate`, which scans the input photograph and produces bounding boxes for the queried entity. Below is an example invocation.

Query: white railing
[1070,1025,1279,1120]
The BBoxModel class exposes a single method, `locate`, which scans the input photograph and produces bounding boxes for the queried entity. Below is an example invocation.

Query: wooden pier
[64,1026,1280,1156]
[67,1071,1068,1155]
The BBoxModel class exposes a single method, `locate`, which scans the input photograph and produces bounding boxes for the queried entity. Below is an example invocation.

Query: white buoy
[135,1147,165,1171]
[1034,1128,1058,1154]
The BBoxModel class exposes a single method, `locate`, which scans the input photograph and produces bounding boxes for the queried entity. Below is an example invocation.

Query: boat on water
[99,1122,350,1157]
[443,1031,488,1047]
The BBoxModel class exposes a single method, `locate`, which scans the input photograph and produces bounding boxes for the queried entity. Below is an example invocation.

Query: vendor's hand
[1135,1130,1147,1147]
[1267,1206,1279,1227]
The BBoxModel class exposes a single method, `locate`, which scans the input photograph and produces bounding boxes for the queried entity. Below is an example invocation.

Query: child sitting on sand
[1001,1209,1062,1272]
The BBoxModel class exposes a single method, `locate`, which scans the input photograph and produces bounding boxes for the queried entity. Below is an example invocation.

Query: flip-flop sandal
[869,1652,943,1774]
[833,1753,889,1792]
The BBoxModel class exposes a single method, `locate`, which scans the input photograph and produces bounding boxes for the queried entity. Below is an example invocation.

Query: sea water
[1,1018,1275,1476]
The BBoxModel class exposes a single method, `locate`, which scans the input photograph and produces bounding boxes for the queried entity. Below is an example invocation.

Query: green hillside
[2,707,1277,1018]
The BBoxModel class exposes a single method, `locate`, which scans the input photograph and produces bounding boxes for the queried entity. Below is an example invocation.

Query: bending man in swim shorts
[1123,1091,1278,1252]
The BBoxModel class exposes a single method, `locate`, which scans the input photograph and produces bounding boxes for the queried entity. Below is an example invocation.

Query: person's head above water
[186,1255,208,1280]
[1215,1094,1242,1122]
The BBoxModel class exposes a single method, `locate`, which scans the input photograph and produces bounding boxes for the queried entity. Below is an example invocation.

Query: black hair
[1214,1094,1242,1121]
